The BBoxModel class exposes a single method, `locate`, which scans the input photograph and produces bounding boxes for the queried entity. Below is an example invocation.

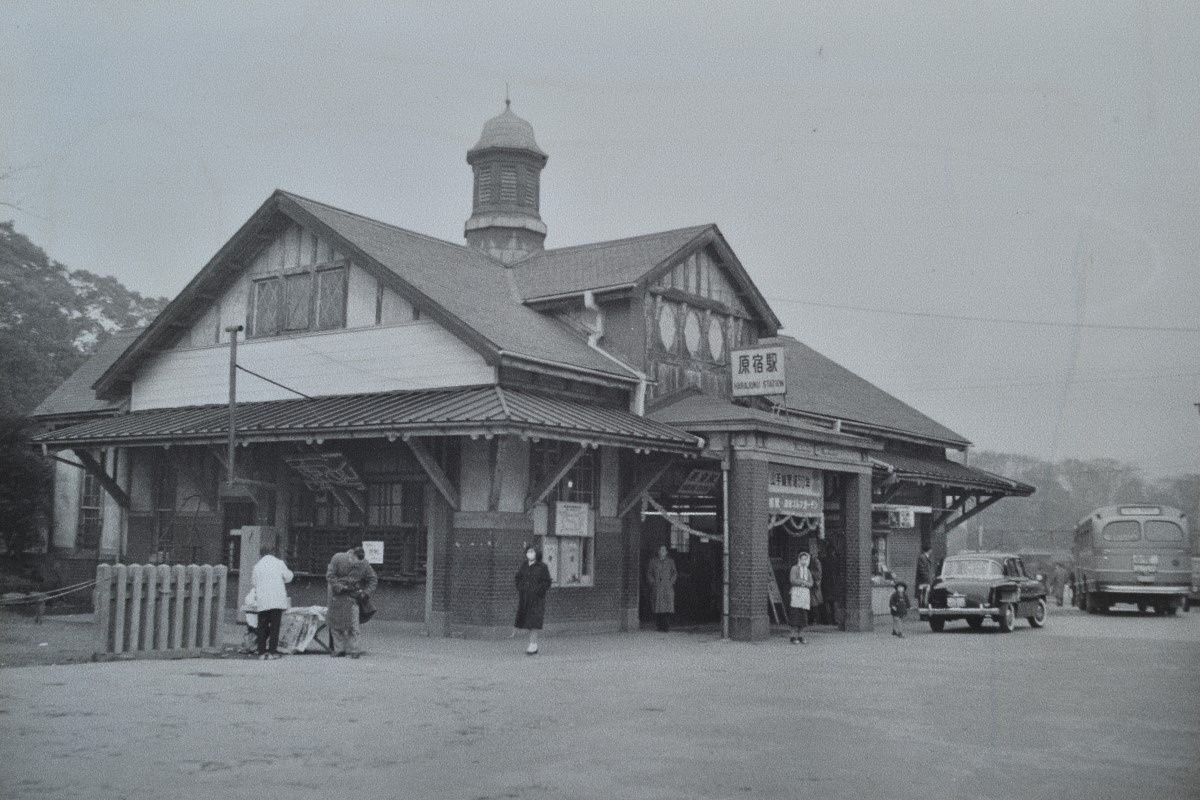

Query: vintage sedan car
[920,552,1048,632]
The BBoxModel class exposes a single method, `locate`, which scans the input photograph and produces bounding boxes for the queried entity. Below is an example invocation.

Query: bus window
[1102,521,1141,542]
[1145,520,1184,542]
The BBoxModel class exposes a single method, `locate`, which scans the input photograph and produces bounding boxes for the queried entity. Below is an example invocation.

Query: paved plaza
[2,607,1198,800]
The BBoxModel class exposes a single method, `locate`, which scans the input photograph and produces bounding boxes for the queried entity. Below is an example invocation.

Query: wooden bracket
[930,494,969,531]
[406,438,460,511]
[72,449,130,509]
[617,458,675,517]
[940,494,1003,535]
[524,443,587,514]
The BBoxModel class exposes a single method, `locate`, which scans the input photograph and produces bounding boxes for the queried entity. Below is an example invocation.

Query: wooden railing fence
[94,564,228,659]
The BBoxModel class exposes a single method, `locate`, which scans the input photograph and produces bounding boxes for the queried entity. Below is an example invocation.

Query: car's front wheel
[997,603,1015,632]
[929,617,945,632]
[1027,598,1047,628]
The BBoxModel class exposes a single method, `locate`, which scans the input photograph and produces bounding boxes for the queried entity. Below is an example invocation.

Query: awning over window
[32,386,703,455]
[871,452,1034,496]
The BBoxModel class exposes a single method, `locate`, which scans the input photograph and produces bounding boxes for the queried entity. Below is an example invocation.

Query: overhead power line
[769,298,1200,333]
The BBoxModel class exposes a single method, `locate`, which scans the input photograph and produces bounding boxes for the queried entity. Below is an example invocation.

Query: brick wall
[729,455,769,641]
[842,472,873,632]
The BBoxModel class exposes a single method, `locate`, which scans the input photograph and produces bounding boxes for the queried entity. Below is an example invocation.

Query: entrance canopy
[871,451,1034,535]
[32,386,703,455]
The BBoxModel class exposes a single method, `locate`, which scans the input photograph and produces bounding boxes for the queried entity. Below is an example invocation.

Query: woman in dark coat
[514,546,552,655]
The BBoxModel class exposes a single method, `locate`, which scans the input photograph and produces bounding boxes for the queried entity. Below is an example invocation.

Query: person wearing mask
[514,546,553,655]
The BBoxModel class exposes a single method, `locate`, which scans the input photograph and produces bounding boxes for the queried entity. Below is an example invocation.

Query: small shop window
[531,442,599,587]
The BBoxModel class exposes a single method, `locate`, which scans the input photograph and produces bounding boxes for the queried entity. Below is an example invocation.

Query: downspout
[583,290,648,416]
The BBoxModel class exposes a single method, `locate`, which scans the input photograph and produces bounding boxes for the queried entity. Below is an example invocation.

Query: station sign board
[767,466,823,515]
[730,346,786,397]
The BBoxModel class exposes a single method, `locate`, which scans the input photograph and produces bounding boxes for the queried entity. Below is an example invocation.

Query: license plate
[948,597,966,608]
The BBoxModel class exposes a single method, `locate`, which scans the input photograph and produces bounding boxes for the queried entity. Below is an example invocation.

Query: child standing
[889,581,910,638]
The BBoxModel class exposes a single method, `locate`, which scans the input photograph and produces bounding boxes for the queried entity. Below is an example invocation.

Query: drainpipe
[721,447,731,640]
[583,290,648,416]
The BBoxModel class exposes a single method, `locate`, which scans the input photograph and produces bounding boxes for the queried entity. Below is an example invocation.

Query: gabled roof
[514,225,710,300]
[514,224,782,332]
[94,191,638,396]
[33,386,702,454]
[763,335,970,448]
[29,328,143,419]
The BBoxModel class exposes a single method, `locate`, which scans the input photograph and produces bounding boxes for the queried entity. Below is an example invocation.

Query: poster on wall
[361,540,384,564]
[730,346,786,397]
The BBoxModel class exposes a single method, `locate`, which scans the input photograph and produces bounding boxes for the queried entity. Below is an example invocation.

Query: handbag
[356,592,377,623]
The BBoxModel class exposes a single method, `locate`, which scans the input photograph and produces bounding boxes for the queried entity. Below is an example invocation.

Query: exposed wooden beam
[941,495,1003,535]
[930,494,969,531]
[163,448,219,509]
[487,438,503,512]
[618,458,675,517]
[406,438,460,511]
[72,449,130,509]
[525,443,587,514]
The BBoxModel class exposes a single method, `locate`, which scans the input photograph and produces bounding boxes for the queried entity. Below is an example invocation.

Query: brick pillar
[729,454,769,642]
[842,472,873,632]
[620,511,642,631]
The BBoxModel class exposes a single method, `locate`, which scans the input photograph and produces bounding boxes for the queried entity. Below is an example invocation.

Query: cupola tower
[464,100,548,264]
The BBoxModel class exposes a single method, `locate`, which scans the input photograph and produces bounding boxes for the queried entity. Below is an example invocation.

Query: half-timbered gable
[133,219,493,410]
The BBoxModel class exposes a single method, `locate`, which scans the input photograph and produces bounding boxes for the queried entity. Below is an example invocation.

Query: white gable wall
[131,221,494,410]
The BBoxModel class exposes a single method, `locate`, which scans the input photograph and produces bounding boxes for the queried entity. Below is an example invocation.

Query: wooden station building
[30,104,1033,640]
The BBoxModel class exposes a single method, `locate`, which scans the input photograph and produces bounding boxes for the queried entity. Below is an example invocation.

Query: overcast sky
[3,1,1198,477]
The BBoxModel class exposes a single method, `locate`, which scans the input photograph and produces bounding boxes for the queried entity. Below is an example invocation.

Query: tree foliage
[956,451,1199,554]
[0,221,168,417]
[0,220,167,552]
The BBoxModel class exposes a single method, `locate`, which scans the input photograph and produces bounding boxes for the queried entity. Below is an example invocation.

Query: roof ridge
[526,224,712,259]
[279,189,508,266]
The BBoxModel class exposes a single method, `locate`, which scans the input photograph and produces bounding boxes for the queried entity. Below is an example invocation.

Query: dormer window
[250,264,347,338]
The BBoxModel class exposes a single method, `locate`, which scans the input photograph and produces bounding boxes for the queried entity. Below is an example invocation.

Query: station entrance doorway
[638,465,724,628]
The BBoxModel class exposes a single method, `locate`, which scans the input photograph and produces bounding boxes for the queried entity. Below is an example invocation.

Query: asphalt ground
[1,605,1197,800]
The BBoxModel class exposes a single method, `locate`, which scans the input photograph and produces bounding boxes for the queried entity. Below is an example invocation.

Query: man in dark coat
[326,545,378,658]
[514,546,552,655]
[916,546,934,607]
[647,545,677,632]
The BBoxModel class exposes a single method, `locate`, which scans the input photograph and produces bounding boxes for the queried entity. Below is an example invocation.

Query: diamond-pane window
[315,268,346,330]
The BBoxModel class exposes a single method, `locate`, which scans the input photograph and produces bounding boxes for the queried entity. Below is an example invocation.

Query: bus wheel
[966,617,983,630]
[929,618,945,632]
[997,603,1015,632]
[1153,603,1166,615]
[1137,602,1148,614]
[1165,605,1179,616]
[1027,599,1047,628]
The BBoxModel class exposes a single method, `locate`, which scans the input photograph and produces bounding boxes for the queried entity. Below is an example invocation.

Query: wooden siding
[130,322,495,410]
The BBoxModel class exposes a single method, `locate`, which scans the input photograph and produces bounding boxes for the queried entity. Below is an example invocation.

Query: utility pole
[225,325,244,488]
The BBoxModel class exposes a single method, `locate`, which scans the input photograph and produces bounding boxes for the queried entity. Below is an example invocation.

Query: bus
[1072,505,1191,615]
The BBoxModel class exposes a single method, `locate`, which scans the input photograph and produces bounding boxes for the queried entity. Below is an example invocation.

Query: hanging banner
[767,466,823,515]
[730,346,786,397]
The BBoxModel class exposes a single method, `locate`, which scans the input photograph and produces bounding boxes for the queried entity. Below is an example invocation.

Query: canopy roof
[33,386,703,454]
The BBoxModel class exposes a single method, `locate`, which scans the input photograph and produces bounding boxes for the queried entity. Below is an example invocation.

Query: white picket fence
[94,564,228,659]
